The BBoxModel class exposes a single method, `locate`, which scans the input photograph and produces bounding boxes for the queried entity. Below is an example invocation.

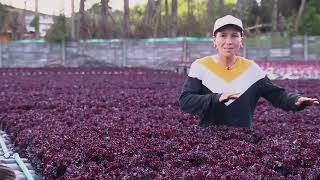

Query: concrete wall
[0,36,319,68]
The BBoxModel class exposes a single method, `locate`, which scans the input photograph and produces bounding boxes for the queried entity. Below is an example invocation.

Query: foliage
[1,66,320,178]
[285,15,298,36]
[225,0,237,5]
[2,0,320,39]
[77,0,320,38]
[3,11,26,40]
[133,23,153,38]
[0,3,9,31]
[109,10,125,38]
[45,15,70,42]
[131,4,145,27]
[30,15,39,32]
[297,0,320,35]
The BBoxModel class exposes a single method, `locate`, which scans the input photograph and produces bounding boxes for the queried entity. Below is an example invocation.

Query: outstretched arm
[259,76,305,111]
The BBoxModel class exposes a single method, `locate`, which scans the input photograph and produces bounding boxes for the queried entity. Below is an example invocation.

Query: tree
[71,0,76,40]
[30,15,39,34]
[153,0,161,37]
[142,0,161,37]
[144,0,154,26]
[187,0,192,36]
[171,0,177,37]
[219,0,224,16]
[0,3,9,32]
[79,0,89,39]
[4,11,26,40]
[35,0,39,38]
[123,0,129,38]
[235,0,259,34]
[207,0,214,34]
[271,0,278,34]
[100,0,110,38]
[165,0,169,36]
[297,0,320,35]
[295,0,306,31]
[45,14,70,42]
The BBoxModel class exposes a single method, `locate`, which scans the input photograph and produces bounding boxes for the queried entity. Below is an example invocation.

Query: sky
[0,0,147,17]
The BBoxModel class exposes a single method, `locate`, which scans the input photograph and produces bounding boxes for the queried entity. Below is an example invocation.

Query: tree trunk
[207,0,213,34]
[154,0,161,37]
[188,0,192,19]
[71,0,75,40]
[144,0,154,26]
[165,0,169,36]
[124,0,129,38]
[6,11,26,41]
[219,0,224,16]
[271,0,278,34]
[79,0,87,39]
[35,0,39,38]
[254,16,261,36]
[235,0,245,17]
[187,0,192,36]
[101,0,109,38]
[143,0,162,37]
[171,0,177,37]
[295,0,306,32]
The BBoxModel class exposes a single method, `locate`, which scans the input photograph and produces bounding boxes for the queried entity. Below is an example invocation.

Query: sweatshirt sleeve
[179,76,221,116]
[259,76,303,111]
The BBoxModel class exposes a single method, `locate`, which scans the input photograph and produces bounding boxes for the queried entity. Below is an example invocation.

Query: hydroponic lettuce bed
[0,67,319,179]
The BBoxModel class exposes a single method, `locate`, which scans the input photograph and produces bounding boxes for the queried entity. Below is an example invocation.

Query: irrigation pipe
[0,135,10,158]
[13,153,35,180]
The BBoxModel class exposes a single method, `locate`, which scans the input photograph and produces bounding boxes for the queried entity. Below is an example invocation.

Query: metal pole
[62,40,65,66]
[183,37,187,62]
[122,40,127,67]
[0,43,2,67]
[243,44,247,58]
[304,34,308,61]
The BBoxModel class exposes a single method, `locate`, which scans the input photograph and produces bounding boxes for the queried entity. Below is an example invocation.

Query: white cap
[213,15,243,35]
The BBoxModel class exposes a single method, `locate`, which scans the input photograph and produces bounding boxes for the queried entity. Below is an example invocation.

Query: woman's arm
[179,77,221,115]
[259,76,303,111]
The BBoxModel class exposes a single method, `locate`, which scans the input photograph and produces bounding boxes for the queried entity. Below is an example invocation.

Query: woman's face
[213,27,243,58]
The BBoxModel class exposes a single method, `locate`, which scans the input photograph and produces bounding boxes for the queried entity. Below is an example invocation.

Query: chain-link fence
[0,35,319,69]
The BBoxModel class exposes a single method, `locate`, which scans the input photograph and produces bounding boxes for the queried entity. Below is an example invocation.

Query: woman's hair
[213,24,243,37]
[0,165,17,180]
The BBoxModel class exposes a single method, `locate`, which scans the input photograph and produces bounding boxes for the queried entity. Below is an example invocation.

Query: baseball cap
[213,15,243,35]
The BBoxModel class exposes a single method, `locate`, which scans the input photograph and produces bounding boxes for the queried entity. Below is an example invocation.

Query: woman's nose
[225,36,233,44]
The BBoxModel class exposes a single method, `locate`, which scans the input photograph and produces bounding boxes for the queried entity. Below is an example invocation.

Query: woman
[179,15,319,128]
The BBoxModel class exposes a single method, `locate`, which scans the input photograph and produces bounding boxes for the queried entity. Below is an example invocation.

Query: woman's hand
[295,97,319,107]
[219,92,240,103]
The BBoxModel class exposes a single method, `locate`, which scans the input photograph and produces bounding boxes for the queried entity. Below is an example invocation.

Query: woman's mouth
[223,48,234,51]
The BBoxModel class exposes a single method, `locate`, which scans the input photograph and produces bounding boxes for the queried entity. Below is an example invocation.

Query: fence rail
[0,35,319,69]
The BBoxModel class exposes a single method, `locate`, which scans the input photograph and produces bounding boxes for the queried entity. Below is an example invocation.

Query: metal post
[0,43,2,67]
[122,39,127,67]
[304,34,308,61]
[183,37,187,62]
[62,40,65,66]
